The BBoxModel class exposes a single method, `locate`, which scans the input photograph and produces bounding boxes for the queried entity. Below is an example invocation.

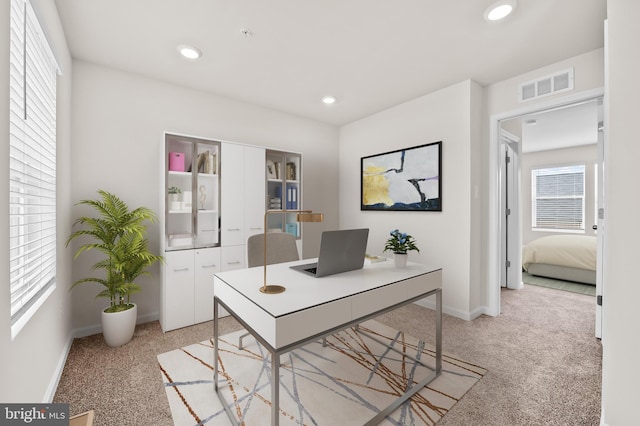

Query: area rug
[522,271,596,296]
[157,320,485,425]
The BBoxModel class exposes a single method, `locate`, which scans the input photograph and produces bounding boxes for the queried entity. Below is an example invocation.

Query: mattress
[522,235,597,285]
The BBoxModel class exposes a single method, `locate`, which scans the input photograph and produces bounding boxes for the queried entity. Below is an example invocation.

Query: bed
[522,235,597,285]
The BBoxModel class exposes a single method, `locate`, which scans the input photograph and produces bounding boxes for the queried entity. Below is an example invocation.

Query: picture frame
[361,141,442,211]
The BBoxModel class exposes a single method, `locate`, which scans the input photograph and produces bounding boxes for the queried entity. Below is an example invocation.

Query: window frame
[531,163,586,233]
[9,0,60,338]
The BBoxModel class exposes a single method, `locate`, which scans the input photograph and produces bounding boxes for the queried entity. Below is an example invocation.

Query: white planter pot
[394,253,408,268]
[101,303,137,347]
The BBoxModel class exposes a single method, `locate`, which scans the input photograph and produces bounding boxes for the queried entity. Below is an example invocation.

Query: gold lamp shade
[260,210,324,294]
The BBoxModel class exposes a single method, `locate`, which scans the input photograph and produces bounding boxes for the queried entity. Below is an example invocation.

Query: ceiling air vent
[518,68,574,103]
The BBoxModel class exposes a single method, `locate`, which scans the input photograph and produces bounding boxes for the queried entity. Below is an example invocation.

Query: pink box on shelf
[168,152,185,172]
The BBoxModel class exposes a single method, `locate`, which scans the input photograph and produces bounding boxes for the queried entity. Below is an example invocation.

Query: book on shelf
[286,162,297,180]
[285,184,297,209]
[195,150,216,174]
[269,197,282,209]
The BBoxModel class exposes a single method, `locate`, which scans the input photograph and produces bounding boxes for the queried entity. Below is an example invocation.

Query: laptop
[290,228,369,277]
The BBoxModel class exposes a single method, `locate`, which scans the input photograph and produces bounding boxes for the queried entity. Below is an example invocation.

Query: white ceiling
[52,0,606,126]
[520,100,600,153]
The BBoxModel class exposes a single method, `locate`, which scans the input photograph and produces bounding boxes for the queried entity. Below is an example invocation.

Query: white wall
[0,0,74,403]
[602,1,640,424]
[339,80,483,319]
[486,49,605,118]
[521,144,598,244]
[69,61,340,332]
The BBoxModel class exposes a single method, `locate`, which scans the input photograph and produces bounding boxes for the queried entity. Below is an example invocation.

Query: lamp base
[260,285,286,294]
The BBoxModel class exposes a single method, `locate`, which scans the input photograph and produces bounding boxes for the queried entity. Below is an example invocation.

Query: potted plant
[66,190,163,347]
[384,229,420,268]
[168,186,182,210]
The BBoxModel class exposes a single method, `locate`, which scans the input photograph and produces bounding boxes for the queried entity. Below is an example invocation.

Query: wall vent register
[519,68,574,103]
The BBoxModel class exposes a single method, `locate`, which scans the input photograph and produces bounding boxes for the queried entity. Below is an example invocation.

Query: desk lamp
[261,209,323,294]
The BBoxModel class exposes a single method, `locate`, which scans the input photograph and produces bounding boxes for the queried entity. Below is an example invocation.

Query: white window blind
[9,0,59,337]
[532,165,585,231]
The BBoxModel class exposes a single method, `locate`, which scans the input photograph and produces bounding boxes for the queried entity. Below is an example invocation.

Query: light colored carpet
[158,320,485,425]
[54,285,601,425]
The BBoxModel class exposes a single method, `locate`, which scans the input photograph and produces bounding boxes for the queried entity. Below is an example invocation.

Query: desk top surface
[214,258,441,318]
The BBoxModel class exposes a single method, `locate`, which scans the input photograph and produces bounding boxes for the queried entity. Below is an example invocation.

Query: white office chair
[239,233,300,350]
[247,232,299,267]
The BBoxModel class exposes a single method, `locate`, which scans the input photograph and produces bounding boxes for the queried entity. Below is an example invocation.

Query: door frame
[501,130,523,290]
[487,87,605,317]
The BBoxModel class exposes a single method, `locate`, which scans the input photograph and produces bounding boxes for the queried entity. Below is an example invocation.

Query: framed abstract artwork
[361,141,442,211]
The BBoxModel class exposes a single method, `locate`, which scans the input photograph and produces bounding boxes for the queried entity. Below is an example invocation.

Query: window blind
[9,0,59,336]
[532,165,585,230]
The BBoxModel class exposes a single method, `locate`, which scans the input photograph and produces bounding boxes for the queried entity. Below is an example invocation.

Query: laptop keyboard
[305,267,317,274]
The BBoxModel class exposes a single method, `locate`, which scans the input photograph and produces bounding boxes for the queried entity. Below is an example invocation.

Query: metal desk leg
[436,289,442,374]
[213,298,219,392]
[271,349,280,425]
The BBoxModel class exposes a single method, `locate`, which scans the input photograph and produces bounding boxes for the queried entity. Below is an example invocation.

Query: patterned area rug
[157,320,485,425]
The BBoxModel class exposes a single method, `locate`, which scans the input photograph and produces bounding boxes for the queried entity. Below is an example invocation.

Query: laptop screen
[291,228,369,277]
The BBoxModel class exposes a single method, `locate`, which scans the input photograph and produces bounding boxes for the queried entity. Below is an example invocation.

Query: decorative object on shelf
[199,185,207,210]
[168,186,182,197]
[168,186,182,211]
[261,210,323,294]
[66,190,164,347]
[266,160,277,179]
[168,152,185,172]
[361,141,442,211]
[384,229,420,268]
[181,190,192,211]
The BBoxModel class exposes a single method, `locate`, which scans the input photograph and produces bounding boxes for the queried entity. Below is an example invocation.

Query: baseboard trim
[44,333,74,403]
[72,311,159,338]
[413,300,489,321]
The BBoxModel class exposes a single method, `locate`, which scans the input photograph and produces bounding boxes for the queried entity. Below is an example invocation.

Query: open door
[500,128,522,289]
[595,99,605,339]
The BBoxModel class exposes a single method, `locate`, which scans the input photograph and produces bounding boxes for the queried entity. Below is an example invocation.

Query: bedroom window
[9,0,59,338]
[531,165,585,231]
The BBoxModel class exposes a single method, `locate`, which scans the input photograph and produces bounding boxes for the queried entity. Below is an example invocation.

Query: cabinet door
[245,146,266,238]
[221,143,245,246]
[164,250,195,331]
[221,245,246,271]
[194,247,221,323]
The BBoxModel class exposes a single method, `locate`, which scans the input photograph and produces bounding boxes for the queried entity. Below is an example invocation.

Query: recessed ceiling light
[178,45,202,60]
[483,0,517,22]
[322,95,336,105]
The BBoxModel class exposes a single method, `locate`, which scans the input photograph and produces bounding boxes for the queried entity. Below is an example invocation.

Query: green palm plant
[66,190,164,313]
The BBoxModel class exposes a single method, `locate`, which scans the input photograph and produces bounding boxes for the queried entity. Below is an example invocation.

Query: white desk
[213,258,442,425]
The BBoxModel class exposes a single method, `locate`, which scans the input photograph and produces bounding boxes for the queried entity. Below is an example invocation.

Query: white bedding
[522,235,597,272]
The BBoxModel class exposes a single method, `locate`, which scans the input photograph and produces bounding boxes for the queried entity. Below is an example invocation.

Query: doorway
[488,89,605,338]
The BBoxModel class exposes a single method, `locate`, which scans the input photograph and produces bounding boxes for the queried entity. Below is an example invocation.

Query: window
[532,165,585,231]
[9,0,59,337]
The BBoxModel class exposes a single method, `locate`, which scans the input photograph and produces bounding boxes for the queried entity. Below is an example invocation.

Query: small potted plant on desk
[66,190,163,347]
[384,229,420,268]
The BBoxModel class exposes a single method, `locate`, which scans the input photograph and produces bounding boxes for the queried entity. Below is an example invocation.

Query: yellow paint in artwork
[363,166,393,206]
